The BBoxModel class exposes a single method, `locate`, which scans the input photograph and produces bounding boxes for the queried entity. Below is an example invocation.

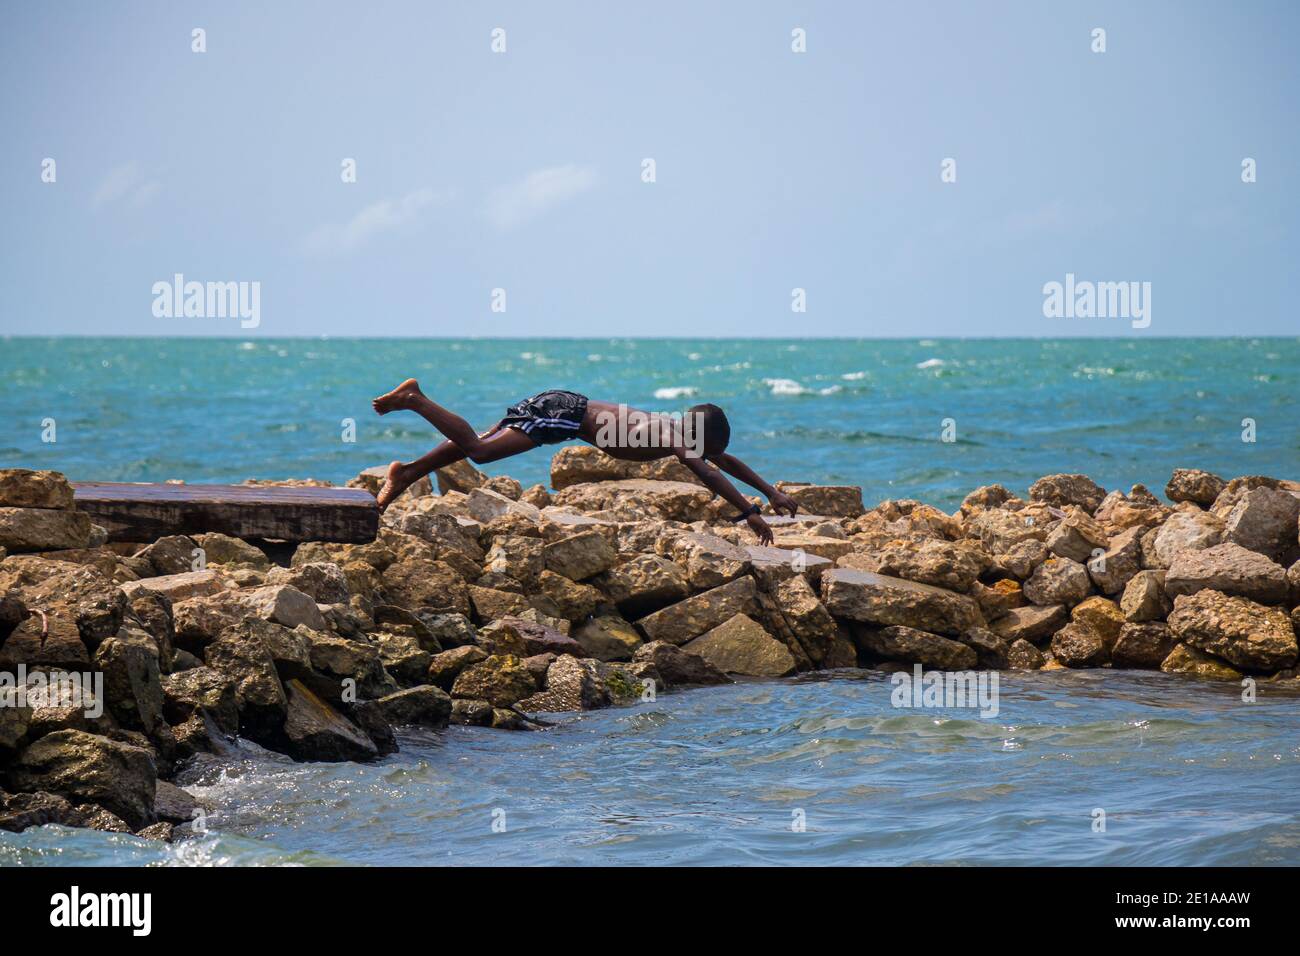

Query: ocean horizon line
[3,333,1298,342]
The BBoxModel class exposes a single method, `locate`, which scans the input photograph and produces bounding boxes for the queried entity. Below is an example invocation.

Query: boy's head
[687,403,730,457]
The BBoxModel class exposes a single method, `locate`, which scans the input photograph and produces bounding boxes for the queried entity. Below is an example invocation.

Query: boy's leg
[372,378,492,456]
[376,427,536,511]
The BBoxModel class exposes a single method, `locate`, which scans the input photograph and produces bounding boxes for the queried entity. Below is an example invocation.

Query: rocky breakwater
[2,457,1299,839]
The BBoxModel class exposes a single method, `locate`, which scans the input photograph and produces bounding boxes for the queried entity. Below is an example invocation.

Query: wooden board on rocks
[71,482,379,544]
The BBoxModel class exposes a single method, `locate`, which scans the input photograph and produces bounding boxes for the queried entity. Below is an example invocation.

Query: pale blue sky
[1,0,1296,337]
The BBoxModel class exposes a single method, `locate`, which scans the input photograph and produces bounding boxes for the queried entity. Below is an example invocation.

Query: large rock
[484,536,544,586]
[1165,469,1225,506]
[538,509,617,543]
[1046,508,1109,563]
[821,568,983,636]
[373,631,433,684]
[1168,590,1297,672]
[381,558,470,615]
[426,645,488,690]
[0,593,27,641]
[301,629,394,699]
[572,614,643,661]
[134,535,200,576]
[172,584,325,650]
[1160,643,1242,681]
[1006,638,1045,669]
[0,557,125,647]
[266,562,349,605]
[1028,474,1106,513]
[638,576,759,645]
[591,554,690,618]
[120,570,228,603]
[744,545,833,588]
[664,532,753,589]
[161,666,238,737]
[203,627,288,737]
[871,538,986,592]
[279,679,378,762]
[1221,487,1300,563]
[1151,511,1224,568]
[0,612,90,670]
[766,574,838,666]
[549,445,699,490]
[469,585,530,622]
[534,570,602,622]
[193,532,270,569]
[0,686,31,755]
[1049,622,1107,668]
[1086,526,1142,594]
[1070,596,1124,650]
[231,585,326,631]
[419,612,477,649]
[632,640,730,687]
[153,780,200,824]
[1022,557,1091,607]
[554,479,713,522]
[682,614,796,677]
[375,685,452,727]
[958,626,1011,668]
[466,487,540,525]
[450,654,536,707]
[485,616,584,657]
[1208,476,1290,518]
[994,539,1050,581]
[516,655,609,712]
[542,531,617,581]
[967,509,1048,555]
[0,507,91,553]
[767,532,854,562]
[853,624,977,670]
[1111,623,1175,668]
[6,729,156,830]
[1120,570,1171,622]
[772,482,865,518]
[1165,542,1290,604]
[989,604,1068,644]
[93,628,165,737]
[0,469,75,509]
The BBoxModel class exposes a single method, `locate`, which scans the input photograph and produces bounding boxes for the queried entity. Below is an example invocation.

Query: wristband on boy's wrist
[730,504,762,522]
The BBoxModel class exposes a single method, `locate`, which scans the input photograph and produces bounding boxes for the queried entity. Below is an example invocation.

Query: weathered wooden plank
[72,482,379,544]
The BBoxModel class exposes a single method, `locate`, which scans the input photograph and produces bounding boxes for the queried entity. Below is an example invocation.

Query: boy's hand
[769,490,799,516]
[746,512,774,546]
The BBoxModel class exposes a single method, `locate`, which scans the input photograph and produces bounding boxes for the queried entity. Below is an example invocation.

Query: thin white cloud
[485,164,597,231]
[301,187,452,256]
[93,161,161,208]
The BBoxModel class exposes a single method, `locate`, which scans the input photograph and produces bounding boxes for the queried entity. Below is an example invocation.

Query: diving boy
[370,379,798,544]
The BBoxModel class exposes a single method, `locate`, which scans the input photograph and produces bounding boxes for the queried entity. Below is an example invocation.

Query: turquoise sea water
[0,337,1297,867]
[1,337,1296,508]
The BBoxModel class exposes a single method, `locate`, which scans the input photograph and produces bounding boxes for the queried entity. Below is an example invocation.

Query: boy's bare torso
[577,400,681,460]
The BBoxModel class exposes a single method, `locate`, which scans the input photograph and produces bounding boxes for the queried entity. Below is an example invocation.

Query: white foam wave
[654,386,698,400]
[763,377,811,396]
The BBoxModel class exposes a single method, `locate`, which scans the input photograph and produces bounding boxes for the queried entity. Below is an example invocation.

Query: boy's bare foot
[372,378,424,415]
[375,460,414,512]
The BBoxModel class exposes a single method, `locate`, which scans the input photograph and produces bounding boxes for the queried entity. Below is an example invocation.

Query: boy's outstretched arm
[708,452,800,516]
[674,449,776,545]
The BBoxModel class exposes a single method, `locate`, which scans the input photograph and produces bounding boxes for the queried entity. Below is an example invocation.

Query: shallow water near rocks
[3,670,1298,866]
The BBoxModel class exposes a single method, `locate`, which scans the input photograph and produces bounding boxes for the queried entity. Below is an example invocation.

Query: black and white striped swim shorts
[501,389,589,445]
